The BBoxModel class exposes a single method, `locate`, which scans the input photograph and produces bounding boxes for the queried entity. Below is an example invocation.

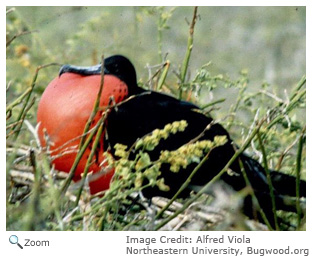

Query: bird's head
[102,55,138,90]
[59,54,139,95]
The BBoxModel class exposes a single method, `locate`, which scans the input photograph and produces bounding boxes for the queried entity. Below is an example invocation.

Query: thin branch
[179,6,198,99]
[60,56,106,195]
[257,131,279,230]
[6,8,16,15]
[6,30,38,47]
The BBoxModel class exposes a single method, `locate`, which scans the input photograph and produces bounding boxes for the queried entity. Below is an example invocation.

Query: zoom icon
[9,235,23,249]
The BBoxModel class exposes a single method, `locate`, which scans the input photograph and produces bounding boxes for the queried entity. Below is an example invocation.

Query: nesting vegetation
[6,7,306,231]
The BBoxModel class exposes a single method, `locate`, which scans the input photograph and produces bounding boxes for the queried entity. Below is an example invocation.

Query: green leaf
[135,152,151,171]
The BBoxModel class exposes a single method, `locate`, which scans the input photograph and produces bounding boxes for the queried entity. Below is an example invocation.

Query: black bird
[59,55,306,227]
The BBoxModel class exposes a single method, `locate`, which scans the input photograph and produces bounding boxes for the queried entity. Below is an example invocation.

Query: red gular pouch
[37,73,128,194]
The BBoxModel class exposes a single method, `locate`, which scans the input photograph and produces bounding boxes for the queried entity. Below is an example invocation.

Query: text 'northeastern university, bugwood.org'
[125,235,310,256]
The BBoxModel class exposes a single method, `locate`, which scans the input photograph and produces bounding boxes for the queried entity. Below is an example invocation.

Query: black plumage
[60,55,306,227]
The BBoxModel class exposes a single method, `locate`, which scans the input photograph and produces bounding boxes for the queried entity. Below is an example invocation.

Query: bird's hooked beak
[59,64,109,77]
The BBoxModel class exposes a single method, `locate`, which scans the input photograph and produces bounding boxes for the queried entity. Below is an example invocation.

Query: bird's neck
[128,85,145,96]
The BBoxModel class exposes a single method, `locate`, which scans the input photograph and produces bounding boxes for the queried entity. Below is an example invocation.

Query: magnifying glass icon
[9,235,23,249]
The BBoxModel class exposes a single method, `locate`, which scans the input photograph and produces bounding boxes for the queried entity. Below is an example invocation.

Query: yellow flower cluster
[136,120,188,151]
[114,144,128,159]
[159,135,227,173]
[104,121,227,194]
